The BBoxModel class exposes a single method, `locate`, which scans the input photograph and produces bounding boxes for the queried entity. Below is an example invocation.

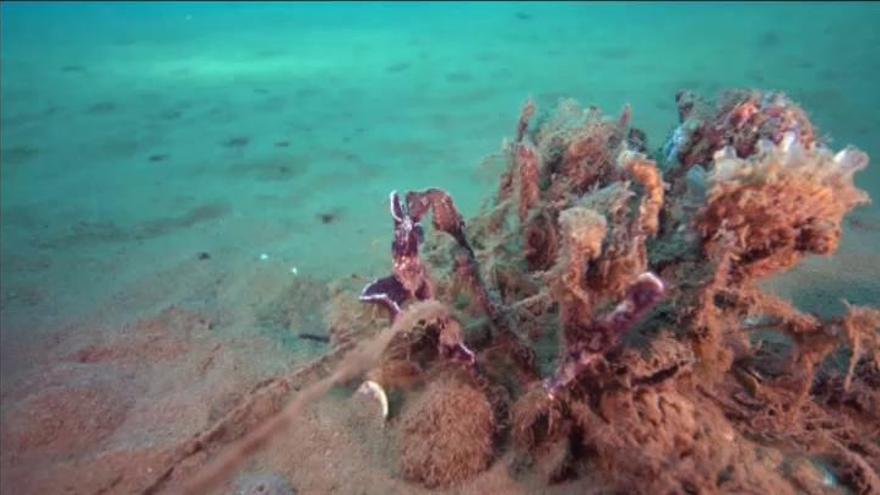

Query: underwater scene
[2,2,880,494]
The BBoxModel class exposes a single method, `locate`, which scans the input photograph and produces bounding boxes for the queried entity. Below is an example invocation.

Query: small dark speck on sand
[745,70,766,84]
[793,58,814,70]
[275,141,290,148]
[3,145,40,165]
[445,71,474,83]
[160,109,183,120]
[597,46,633,60]
[61,65,86,73]
[317,211,339,224]
[816,68,837,81]
[386,62,411,73]
[299,333,330,343]
[223,136,250,148]
[758,31,781,48]
[515,11,533,20]
[295,87,321,99]
[197,252,211,260]
[148,153,169,163]
[87,102,118,115]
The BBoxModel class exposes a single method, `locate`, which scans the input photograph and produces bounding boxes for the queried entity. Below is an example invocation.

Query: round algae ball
[397,379,495,487]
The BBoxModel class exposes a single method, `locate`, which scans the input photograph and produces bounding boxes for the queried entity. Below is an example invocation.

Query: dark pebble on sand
[445,71,473,83]
[148,153,169,163]
[87,101,118,114]
[757,31,781,48]
[197,252,211,260]
[386,62,411,73]
[223,136,250,148]
[160,109,183,120]
[298,333,330,343]
[318,212,338,224]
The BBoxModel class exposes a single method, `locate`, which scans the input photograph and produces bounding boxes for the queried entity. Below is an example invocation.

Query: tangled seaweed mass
[352,89,879,493]
[178,89,879,495]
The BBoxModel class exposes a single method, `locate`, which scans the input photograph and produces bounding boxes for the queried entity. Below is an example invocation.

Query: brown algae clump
[397,378,495,488]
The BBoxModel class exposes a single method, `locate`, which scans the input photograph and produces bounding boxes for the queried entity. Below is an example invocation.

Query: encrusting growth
[172,89,878,495]
[347,89,877,492]
[696,135,869,281]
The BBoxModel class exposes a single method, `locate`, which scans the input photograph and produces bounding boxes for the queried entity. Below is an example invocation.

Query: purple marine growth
[359,190,477,366]
[543,271,666,399]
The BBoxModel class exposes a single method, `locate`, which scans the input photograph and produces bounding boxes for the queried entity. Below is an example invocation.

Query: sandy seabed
[2,3,880,494]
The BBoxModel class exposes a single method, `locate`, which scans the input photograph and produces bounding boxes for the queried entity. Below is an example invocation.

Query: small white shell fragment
[290,266,298,275]
[357,380,389,421]
[388,190,402,221]
[712,145,737,162]
[260,253,269,261]
[780,131,797,153]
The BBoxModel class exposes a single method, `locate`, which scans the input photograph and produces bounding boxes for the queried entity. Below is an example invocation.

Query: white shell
[357,380,389,421]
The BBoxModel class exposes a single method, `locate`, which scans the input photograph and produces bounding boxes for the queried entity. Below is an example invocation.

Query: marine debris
[172,89,878,494]
[345,88,878,491]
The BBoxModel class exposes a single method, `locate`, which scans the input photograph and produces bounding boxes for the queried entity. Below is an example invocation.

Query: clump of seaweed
[345,90,877,492]
[172,90,877,495]
[397,377,495,487]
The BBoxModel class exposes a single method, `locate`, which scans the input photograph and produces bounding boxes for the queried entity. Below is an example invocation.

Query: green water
[2,1,879,342]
